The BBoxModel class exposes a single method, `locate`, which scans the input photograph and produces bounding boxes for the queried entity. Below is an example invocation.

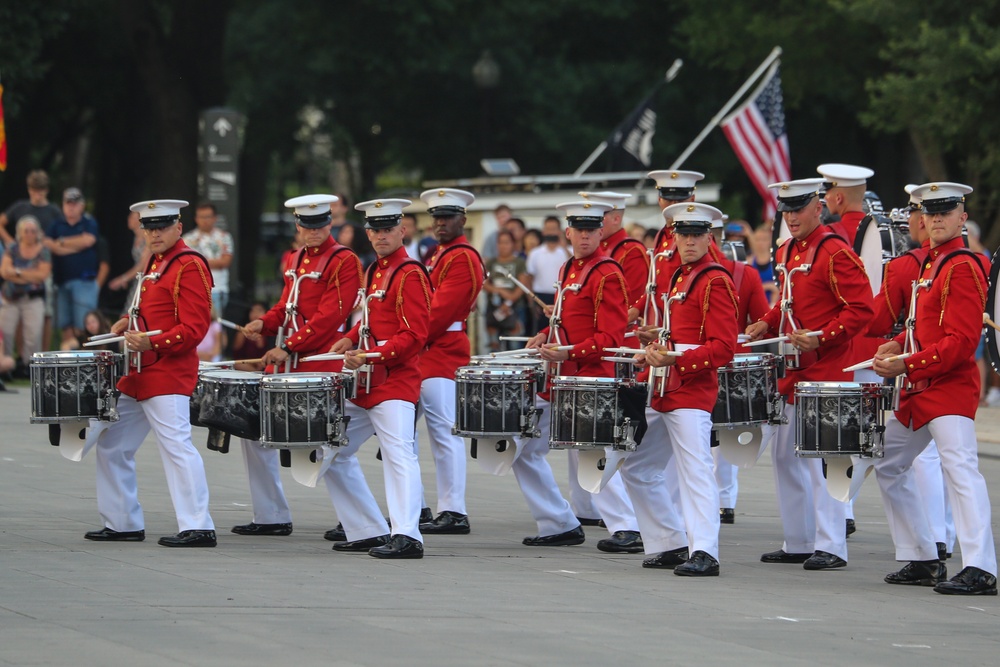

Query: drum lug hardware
[469,438,477,458]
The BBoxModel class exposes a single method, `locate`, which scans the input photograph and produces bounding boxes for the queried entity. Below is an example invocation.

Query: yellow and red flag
[0,83,7,171]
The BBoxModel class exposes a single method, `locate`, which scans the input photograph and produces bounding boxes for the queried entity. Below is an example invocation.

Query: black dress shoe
[674,550,720,577]
[885,561,946,586]
[420,511,471,535]
[803,550,847,570]
[642,546,689,569]
[597,530,643,553]
[157,530,217,548]
[846,518,856,537]
[576,516,604,527]
[419,507,434,524]
[522,525,585,547]
[933,566,998,596]
[332,534,390,552]
[324,524,347,542]
[760,549,812,564]
[231,522,292,536]
[720,508,735,525]
[937,542,952,560]
[84,527,145,542]
[369,534,424,559]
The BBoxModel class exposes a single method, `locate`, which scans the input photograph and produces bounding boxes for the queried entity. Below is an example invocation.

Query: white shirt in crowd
[525,243,571,295]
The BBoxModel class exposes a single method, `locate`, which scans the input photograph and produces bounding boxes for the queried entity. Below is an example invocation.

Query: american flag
[721,64,790,220]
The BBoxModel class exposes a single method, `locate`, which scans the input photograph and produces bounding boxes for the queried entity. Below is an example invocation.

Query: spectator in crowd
[522,228,542,256]
[182,202,234,312]
[401,213,422,260]
[525,215,571,334]
[0,169,62,244]
[43,187,100,349]
[483,230,528,350]
[739,218,779,305]
[0,330,15,390]
[643,227,658,250]
[480,203,513,262]
[108,211,150,312]
[197,303,226,363]
[506,217,527,256]
[280,226,306,274]
[0,216,51,375]
[628,222,647,242]
[231,302,271,361]
[62,309,113,351]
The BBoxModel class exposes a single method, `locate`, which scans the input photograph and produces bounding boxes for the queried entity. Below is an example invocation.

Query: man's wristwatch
[280,342,291,354]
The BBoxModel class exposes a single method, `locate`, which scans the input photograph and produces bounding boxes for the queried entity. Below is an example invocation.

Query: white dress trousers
[620,407,719,559]
[911,440,956,551]
[322,399,423,542]
[771,403,848,560]
[511,397,580,536]
[874,414,996,574]
[415,377,467,515]
[566,450,639,533]
[239,438,292,525]
[713,447,738,508]
[94,393,214,533]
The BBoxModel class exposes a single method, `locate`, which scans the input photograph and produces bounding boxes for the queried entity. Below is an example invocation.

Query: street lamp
[471,50,500,159]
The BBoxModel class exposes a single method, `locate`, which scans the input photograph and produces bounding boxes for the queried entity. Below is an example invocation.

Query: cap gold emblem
[438,190,445,196]
[375,201,383,208]
[147,203,156,209]
[930,184,939,192]
[686,204,695,212]
[670,172,678,179]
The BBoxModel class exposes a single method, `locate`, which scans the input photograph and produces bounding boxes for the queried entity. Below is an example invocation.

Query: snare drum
[469,355,545,393]
[713,353,781,428]
[198,370,263,440]
[260,372,351,448]
[30,350,120,423]
[794,381,890,458]
[454,365,539,438]
[548,376,639,451]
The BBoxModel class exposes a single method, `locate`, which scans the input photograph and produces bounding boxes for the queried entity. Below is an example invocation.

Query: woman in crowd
[0,216,52,373]
[483,230,528,351]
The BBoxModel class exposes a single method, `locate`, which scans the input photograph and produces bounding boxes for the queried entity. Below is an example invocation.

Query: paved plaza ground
[1,381,998,666]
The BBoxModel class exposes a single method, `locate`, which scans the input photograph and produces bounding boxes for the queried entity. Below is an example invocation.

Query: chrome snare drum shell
[198,370,264,441]
[793,381,888,459]
[30,350,119,423]
[548,375,639,451]
[454,365,538,438]
[260,372,349,448]
[712,353,781,429]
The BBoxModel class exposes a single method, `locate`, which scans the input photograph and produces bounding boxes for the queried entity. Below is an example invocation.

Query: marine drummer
[816,163,875,245]
[512,199,628,547]
[326,198,431,559]
[871,182,997,595]
[86,199,216,547]
[234,194,364,538]
[745,178,873,570]
[415,188,484,535]
[622,203,738,576]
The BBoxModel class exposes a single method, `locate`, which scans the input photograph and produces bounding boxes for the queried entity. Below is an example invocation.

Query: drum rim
[549,375,622,386]
[724,353,777,367]
[260,372,345,386]
[199,369,264,381]
[31,350,115,362]
[456,366,534,378]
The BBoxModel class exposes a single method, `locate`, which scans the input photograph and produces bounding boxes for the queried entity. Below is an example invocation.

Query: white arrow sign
[213,117,233,137]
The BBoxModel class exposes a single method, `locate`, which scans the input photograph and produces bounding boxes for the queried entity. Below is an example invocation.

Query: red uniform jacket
[345,246,431,407]
[601,227,650,308]
[827,210,865,246]
[538,250,628,399]
[892,237,990,430]
[854,241,930,360]
[644,255,738,413]
[420,235,484,380]
[759,226,874,402]
[708,241,770,326]
[118,239,212,401]
[259,236,363,373]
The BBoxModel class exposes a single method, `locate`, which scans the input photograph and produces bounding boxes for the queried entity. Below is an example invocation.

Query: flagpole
[668,46,782,170]
[573,59,683,177]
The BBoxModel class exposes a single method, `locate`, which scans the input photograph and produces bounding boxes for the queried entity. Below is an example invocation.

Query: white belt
[446,321,464,332]
[675,343,700,352]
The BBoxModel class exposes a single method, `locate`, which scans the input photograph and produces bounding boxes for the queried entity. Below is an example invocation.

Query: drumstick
[299,352,382,362]
[602,356,640,364]
[199,358,257,367]
[842,353,912,373]
[218,318,242,331]
[624,331,636,338]
[86,332,119,342]
[499,336,533,342]
[984,314,1000,333]
[83,329,163,346]
[494,266,548,310]
[490,348,540,357]
[605,347,647,355]
[742,331,823,347]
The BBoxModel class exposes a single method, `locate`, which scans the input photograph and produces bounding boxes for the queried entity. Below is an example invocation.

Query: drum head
[852,215,883,296]
[987,247,1000,375]
[32,350,108,363]
[200,369,263,382]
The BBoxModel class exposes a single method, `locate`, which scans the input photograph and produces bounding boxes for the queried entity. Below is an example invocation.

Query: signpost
[198,107,244,291]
